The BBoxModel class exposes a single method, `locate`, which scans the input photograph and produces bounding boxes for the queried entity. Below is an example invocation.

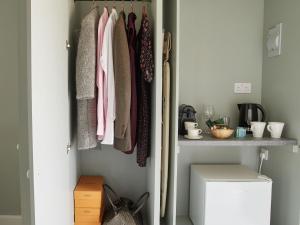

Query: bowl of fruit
[210,125,234,139]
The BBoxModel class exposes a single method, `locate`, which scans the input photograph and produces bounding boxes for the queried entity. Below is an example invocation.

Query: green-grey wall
[262,0,300,225]
[179,0,264,124]
[177,0,265,216]
[0,0,21,215]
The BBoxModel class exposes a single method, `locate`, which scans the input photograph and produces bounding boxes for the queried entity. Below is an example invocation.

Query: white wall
[177,0,264,216]
[262,0,300,225]
[0,0,21,215]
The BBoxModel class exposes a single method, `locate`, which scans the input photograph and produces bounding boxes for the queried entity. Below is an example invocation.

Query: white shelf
[179,135,297,147]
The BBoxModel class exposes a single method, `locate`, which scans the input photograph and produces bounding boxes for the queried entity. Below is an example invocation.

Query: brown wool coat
[113,12,132,152]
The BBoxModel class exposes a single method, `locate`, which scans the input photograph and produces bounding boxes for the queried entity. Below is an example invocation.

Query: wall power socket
[260,149,269,160]
[234,83,252,94]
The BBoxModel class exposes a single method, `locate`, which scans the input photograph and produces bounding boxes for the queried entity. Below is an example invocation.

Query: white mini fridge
[190,165,272,225]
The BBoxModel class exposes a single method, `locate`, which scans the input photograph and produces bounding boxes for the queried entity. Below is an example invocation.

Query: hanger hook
[90,0,97,10]
[142,5,147,16]
[131,0,134,12]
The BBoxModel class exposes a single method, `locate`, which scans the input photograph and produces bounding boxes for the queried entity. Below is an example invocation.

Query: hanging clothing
[140,16,155,83]
[161,32,171,218]
[113,11,132,152]
[77,99,97,150]
[76,8,99,150]
[127,12,138,153]
[136,15,154,167]
[101,8,118,145]
[96,7,109,140]
[76,8,99,100]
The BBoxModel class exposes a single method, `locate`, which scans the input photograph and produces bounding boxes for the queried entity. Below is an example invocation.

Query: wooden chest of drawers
[74,176,105,225]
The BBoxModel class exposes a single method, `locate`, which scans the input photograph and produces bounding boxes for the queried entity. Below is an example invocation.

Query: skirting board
[0,215,22,225]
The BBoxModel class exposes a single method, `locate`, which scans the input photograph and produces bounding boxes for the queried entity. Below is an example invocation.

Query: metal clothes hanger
[142,5,147,17]
[122,0,125,12]
[112,0,116,10]
[130,0,135,13]
[88,0,98,13]
[103,0,108,12]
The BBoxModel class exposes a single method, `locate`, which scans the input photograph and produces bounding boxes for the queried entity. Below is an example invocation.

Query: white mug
[187,128,202,138]
[251,122,266,138]
[267,122,285,138]
[185,122,198,131]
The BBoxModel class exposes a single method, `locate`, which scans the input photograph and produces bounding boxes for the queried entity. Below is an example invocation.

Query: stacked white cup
[184,122,202,139]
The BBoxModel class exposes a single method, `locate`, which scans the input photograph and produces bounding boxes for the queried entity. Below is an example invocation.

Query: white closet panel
[163,0,180,224]
[30,0,78,225]
[18,0,33,224]
[148,0,163,224]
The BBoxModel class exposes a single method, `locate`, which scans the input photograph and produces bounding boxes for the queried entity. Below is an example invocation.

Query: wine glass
[203,105,215,134]
[203,105,215,120]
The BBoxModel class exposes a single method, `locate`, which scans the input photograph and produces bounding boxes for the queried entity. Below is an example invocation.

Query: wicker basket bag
[103,184,149,225]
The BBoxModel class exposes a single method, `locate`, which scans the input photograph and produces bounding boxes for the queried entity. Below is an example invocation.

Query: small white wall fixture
[267,23,283,57]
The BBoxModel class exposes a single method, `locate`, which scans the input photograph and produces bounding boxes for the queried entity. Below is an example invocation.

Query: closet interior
[28,0,162,225]
[75,0,151,199]
[74,0,162,224]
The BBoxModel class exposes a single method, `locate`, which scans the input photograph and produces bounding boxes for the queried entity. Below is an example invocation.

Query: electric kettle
[237,103,266,131]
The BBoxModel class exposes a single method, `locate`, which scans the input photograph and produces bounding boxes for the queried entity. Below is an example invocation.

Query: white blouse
[100,8,118,145]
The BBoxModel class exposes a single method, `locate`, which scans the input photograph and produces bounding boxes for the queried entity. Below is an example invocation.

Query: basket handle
[103,184,121,213]
[132,192,150,215]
